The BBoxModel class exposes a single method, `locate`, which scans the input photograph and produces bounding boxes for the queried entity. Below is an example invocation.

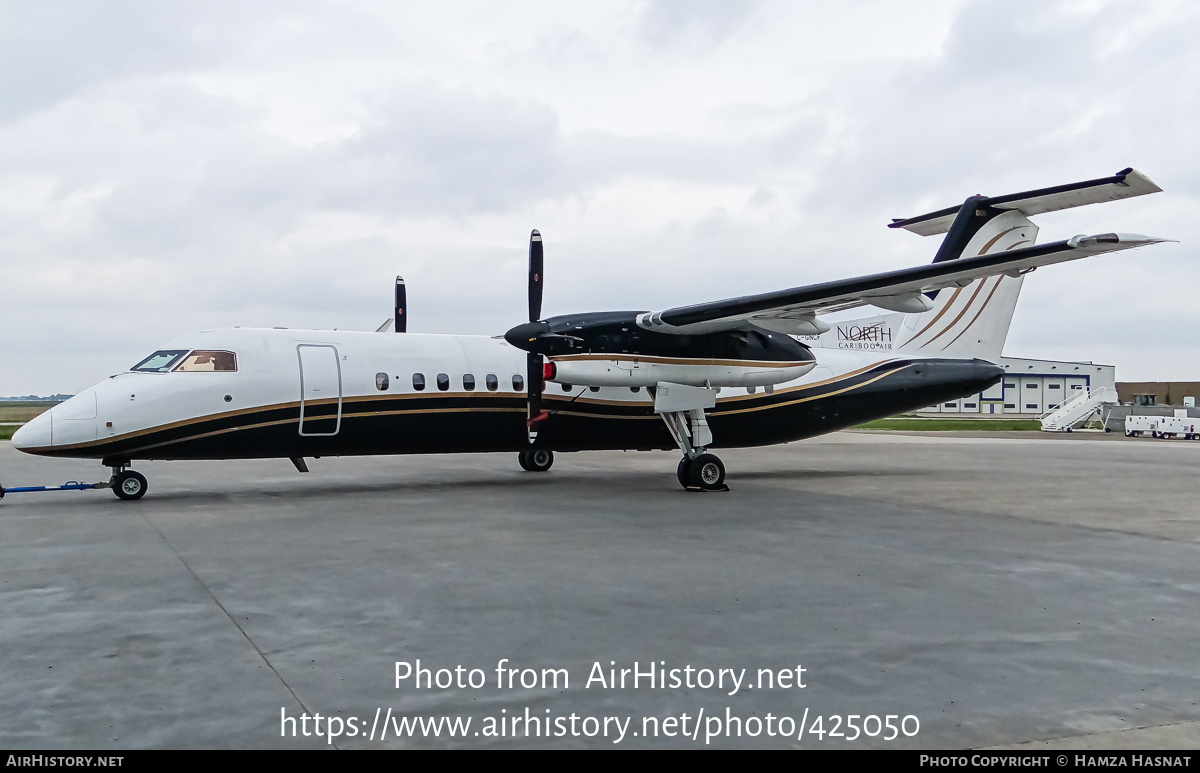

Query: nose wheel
[112,470,148,501]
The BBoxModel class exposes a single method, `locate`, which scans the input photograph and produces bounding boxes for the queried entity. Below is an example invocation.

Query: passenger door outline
[297,344,342,436]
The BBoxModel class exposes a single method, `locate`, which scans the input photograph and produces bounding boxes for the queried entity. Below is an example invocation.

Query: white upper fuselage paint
[12,326,900,455]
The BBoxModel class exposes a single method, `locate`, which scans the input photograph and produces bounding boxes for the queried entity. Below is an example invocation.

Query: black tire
[520,449,554,472]
[676,457,692,489]
[687,453,725,490]
[113,470,147,501]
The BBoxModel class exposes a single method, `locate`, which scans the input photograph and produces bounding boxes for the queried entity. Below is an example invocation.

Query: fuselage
[12,327,1002,463]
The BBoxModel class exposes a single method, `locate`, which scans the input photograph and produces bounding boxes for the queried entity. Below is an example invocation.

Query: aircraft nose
[11,410,52,453]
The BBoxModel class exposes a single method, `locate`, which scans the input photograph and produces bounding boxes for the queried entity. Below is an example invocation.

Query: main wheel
[676,457,693,489]
[113,470,148,501]
[687,453,726,490]
[519,449,554,472]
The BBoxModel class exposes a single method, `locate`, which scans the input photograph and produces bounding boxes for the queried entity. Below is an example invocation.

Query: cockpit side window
[174,350,238,372]
[132,350,189,372]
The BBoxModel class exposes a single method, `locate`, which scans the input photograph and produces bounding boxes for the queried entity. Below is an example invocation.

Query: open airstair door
[298,344,343,436]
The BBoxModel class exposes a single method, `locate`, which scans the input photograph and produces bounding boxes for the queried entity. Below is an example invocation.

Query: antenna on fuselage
[395,276,407,333]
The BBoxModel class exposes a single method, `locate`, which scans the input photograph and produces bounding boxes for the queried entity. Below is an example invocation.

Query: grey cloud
[640,0,764,49]
[0,1,268,123]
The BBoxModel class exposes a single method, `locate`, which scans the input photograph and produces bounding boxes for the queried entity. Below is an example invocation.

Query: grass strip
[856,418,1041,431]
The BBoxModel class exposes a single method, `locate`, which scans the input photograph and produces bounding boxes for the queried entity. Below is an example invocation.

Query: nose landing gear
[112,470,148,501]
[103,459,148,501]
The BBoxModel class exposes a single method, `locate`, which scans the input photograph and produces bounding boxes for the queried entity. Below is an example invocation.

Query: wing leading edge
[635,233,1169,336]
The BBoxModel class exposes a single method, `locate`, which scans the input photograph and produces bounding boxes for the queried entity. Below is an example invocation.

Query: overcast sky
[0,0,1196,394]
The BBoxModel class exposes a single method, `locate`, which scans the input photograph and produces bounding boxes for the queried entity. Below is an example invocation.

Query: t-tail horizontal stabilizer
[889,168,1162,237]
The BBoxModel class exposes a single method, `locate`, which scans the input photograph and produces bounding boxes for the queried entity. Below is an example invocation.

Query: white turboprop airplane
[9,168,1167,500]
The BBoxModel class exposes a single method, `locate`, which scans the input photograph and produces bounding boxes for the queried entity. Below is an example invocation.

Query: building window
[1048,384,1061,389]
[944,402,956,408]
[412,373,426,391]
[963,403,976,408]
[1026,403,1037,409]
[1004,382,1016,388]
[513,374,524,391]
[1026,383,1037,389]
[463,374,476,391]
[1004,404,1016,409]
[437,373,450,391]
[375,372,389,391]
[485,374,498,391]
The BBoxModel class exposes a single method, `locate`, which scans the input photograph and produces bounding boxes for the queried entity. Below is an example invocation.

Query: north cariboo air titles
[395,659,806,697]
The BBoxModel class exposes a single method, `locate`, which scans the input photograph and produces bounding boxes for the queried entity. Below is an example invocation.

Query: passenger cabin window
[463,374,476,391]
[174,350,237,372]
[375,372,389,391]
[486,374,498,391]
[436,373,450,391]
[512,374,524,391]
[132,349,189,372]
[413,373,426,391]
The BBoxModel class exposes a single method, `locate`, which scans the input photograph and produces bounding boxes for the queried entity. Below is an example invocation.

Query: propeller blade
[394,276,407,333]
[528,229,543,323]
[526,352,546,443]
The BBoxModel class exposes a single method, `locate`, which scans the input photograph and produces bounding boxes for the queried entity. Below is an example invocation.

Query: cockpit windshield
[131,349,238,373]
[131,350,189,372]
[174,350,237,372]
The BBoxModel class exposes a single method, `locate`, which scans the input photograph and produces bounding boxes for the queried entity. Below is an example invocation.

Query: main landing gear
[106,460,148,501]
[676,453,726,491]
[518,448,554,472]
[657,382,729,492]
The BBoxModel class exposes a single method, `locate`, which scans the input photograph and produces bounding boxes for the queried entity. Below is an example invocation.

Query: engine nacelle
[547,355,816,388]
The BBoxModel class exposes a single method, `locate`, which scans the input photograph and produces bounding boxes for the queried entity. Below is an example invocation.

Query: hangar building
[916,356,1115,416]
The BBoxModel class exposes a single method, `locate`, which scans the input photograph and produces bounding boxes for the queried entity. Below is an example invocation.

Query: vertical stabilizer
[802,209,1037,362]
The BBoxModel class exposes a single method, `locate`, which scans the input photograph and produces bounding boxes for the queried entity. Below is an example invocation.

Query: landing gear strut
[518,449,554,472]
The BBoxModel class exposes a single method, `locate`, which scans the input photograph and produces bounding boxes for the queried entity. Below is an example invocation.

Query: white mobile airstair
[1039,386,1117,432]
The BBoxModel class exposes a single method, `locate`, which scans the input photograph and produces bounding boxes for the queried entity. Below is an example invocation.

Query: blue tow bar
[0,481,108,499]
